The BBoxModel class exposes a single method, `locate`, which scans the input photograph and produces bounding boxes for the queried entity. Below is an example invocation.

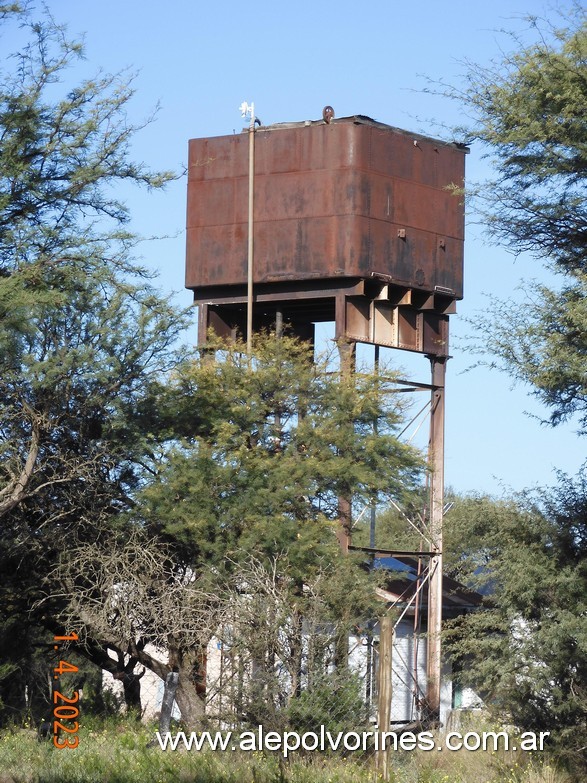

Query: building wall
[348,618,455,726]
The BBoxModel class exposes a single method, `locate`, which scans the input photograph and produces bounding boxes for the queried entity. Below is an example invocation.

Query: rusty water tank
[186,115,466,300]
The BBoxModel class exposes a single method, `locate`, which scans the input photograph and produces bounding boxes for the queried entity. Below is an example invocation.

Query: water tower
[185,113,467,722]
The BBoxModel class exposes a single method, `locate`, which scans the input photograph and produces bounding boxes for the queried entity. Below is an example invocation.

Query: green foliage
[352,488,429,553]
[42,329,422,726]
[439,17,587,773]
[0,8,174,273]
[140,333,422,581]
[439,8,587,430]
[0,618,53,727]
[0,718,569,783]
[0,5,188,525]
[97,333,423,728]
[473,273,587,430]
[286,672,365,736]
[443,485,587,774]
[452,7,587,273]
[0,5,191,724]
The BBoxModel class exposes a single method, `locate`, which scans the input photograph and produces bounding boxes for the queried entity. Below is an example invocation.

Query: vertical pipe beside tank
[246,105,255,354]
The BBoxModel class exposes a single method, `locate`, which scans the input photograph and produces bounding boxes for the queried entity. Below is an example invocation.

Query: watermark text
[155,726,550,758]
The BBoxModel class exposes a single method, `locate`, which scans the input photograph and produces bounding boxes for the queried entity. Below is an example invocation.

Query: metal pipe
[412,548,424,721]
[246,104,255,354]
[275,308,283,338]
[370,344,380,549]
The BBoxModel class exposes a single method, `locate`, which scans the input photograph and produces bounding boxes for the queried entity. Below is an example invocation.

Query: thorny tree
[426,10,587,771]
[0,5,189,721]
[46,531,222,720]
[440,7,587,430]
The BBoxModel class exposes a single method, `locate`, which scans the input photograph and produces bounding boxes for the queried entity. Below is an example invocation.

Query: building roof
[350,546,483,618]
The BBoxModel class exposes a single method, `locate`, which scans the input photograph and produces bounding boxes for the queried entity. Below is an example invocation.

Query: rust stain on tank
[186,116,467,299]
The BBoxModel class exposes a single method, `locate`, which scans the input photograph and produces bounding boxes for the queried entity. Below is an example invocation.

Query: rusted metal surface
[426,357,446,722]
[194,278,451,356]
[186,116,466,299]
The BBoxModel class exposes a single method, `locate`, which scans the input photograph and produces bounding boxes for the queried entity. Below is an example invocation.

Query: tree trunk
[174,671,205,729]
[118,670,143,718]
[167,641,207,730]
[78,640,145,716]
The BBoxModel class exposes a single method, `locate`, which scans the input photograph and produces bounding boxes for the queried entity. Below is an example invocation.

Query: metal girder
[196,283,451,358]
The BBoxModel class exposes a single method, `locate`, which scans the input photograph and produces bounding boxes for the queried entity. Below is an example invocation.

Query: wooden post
[376,613,394,781]
[159,671,179,736]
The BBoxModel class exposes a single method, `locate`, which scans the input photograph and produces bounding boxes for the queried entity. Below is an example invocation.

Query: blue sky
[13,0,584,496]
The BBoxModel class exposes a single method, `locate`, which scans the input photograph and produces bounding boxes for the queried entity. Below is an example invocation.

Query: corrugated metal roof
[353,549,483,615]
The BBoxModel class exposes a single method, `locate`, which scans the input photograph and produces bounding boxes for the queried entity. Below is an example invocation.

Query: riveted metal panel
[186,116,466,299]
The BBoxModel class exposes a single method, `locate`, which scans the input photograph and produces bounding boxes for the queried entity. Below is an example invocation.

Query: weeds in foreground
[0,718,573,783]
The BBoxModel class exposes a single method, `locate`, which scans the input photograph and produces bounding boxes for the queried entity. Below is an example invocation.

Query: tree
[454,8,587,274]
[0,0,177,501]
[0,8,421,728]
[50,333,421,728]
[46,530,220,721]
[432,11,587,773]
[0,5,190,722]
[442,487,587,773]
[367,483,587,771]
[438,7,587,430]
[144,335,421,569]
[0,5,184,517]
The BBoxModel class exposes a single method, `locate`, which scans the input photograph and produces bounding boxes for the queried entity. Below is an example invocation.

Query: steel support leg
[426,356,446,722]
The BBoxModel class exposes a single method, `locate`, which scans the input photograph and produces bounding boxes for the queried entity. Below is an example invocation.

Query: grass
[0,718,574,783]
